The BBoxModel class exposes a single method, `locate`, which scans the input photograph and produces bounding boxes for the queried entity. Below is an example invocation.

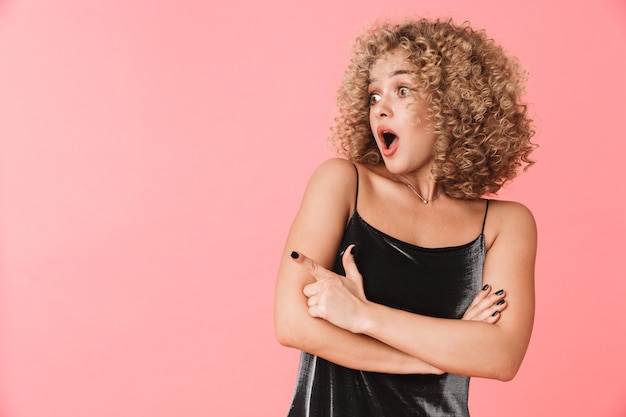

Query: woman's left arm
[295,200,536,381]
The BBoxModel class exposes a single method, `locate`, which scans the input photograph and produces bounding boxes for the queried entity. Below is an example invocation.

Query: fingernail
[482,284,489,291]
[350,245,358,255]
[497,299,505,306]
[290,251,299,259]
[495,289,504,296]
[492,311,499,317]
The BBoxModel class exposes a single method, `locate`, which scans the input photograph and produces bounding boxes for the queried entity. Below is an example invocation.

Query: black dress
[286,170,488,417]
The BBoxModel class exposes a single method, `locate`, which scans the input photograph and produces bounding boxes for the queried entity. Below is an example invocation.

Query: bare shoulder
[282,158,357,269]
[489,200,535,223]
[297,158,358,217]
[486,200,537,248]
[305,158,357,200]
[311,158,357,181]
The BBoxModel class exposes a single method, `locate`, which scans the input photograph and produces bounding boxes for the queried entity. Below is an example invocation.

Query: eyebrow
[368,69,411,84]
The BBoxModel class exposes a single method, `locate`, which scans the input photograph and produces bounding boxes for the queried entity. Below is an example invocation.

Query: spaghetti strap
[481,199,490,234]
[352,163,360,211]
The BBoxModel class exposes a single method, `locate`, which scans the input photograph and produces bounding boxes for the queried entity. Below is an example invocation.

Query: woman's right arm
[274,158,442,374]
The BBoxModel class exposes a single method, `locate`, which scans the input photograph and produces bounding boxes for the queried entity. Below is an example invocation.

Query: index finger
[290,251,333,282]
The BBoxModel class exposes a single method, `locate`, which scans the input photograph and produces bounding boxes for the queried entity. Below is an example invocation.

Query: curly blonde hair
[331,18,536,199]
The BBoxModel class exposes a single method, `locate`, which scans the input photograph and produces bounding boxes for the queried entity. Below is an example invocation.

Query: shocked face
[368,50,437,176]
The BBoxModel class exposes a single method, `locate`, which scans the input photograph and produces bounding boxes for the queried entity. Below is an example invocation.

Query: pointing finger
[290,251,333,282]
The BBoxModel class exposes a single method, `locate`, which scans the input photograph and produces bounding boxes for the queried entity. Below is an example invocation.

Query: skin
[274,50,536,380]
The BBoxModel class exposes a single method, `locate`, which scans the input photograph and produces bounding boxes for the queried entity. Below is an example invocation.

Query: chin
[381,159,409,174]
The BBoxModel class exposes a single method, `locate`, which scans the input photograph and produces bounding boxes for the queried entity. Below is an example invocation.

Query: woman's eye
[398,87,410,97]
[369,93,381,105]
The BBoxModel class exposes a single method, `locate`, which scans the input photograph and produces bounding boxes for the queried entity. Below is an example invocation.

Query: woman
[274,18,537,416]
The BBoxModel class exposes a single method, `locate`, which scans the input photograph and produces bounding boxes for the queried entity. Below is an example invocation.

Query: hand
[290,245,369,333]
[462,285,507,323]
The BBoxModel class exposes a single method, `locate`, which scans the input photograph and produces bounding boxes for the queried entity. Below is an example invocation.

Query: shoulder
[485,199,537,249]
[311,158,357,179]
[286,159,357,260]
[306,158,357,193]
[488,199,535,220]
[302,158,358,210]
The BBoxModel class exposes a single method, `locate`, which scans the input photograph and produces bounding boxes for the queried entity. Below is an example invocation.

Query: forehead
[369,49,413,80]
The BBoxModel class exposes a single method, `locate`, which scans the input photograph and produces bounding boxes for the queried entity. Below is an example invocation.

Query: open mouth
[377,126,399,150]
[382,131,397,149]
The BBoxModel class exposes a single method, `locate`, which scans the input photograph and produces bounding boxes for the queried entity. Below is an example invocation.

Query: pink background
[1,0,625,416]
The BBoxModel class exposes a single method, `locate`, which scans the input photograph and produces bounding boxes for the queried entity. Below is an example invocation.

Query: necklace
[396,177,437,204]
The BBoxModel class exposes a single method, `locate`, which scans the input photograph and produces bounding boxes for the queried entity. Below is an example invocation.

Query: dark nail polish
[492,311,499,317]
[495,289,504,296]
[290,251,299,259]
[350,245,358,255]
[497,299,505,306]
[482,284,489,291]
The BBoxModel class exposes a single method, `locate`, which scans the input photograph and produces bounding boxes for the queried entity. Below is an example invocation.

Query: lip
[376,126,399,157]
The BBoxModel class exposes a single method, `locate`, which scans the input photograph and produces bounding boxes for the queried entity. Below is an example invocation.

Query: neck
[395,175,440,204]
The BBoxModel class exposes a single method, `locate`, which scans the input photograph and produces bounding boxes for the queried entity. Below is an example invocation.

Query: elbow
[274,313,304,349]
[275,323,296,348]
[483,338,529,381]
[494,366,518,382]
[275,311,322,352]
[490,357,523,382]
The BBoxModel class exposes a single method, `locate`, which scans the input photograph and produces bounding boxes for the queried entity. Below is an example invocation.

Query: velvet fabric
[286,206,486,417]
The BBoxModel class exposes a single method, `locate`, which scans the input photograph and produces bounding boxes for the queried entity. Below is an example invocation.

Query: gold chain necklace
[396,177,438,205]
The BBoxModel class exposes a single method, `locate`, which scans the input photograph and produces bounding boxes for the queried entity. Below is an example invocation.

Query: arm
[275,159,509,374]
[274,159,443,374]
[296,200,536,381]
